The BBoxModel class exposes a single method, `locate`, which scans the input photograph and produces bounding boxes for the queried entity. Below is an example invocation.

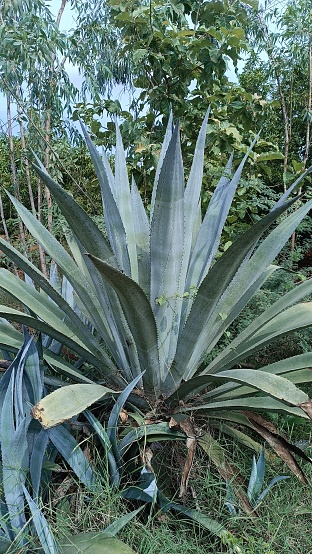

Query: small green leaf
[58,532,137,553]
[31,384,113,428]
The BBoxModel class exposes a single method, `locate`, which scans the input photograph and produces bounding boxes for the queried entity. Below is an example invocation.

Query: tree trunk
[7,93,28,257]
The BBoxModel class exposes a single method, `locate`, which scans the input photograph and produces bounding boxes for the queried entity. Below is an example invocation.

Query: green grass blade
[158,492,243,551]
[103,506,144,537]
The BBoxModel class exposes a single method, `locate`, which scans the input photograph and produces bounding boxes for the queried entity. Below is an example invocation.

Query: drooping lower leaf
[31,384,113,428]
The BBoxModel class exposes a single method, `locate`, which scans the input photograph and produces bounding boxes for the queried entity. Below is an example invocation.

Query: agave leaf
[184,396,309,418]
[119,422,185,457]
[78,246,139,382]
[115,124,139,281]
[203,356,312,401]
[0,536,11,554]
[183,134,260,327]
[184,152,234,289]
[256,475,290,505]
[44,352,96,384]
[19,329,42,409]
[259,352,312,376]
[283,368,312,384]
[247,450,264,505]
[275,164,312,206]
[244,414,308,482]
[151,110,174,218]
[202,209,312,362]
[0,318,22,352]
[58,532,137,553]
[0,306,118,376]
[207,303,312,376]
[107,374,144,467]
[49,425,95,489]
[150,123,185,370]
[182,110,209,265]
[31,157,115,265]
[87,255,160,392]
[23,486,58,554]
[84,410,120,485]
[131,177,150,295]
[158,492,241,549]
[66,232,136,380]
[1,420,28,537]
[206,275,312,374]
[31,384,113,428]
[171,196,301,386]
[0,237,106,360]
[80,122,131,275]
[5,194,117,358]
[184,109,209,237]
[206,369,309,406]
[30,429,50,498]
[0,269,95,352]
[212,422,264,454]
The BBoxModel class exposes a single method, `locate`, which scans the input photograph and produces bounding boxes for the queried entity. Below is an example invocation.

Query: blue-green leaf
[23,486,58,554]
[49,426,95,489]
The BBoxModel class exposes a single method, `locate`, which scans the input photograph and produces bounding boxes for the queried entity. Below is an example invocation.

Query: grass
[1,262,312,553]
[39,416,312,554]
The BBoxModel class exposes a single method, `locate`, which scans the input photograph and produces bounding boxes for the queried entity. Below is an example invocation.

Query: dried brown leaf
[179,436,196,502]
[119,408,128,424]
[243,411,278,434]
[246,417,308,483]
[300,400,312,419]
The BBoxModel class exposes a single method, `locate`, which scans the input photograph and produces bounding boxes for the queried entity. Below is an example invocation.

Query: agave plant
[0,330,144,553]
[0,112,312,489]
[225,449,290,515]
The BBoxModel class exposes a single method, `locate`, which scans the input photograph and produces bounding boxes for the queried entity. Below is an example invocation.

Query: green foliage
[0,115,312,488]
[73,0,281,209]
[225,449,290,514]
[0,331,96,552]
